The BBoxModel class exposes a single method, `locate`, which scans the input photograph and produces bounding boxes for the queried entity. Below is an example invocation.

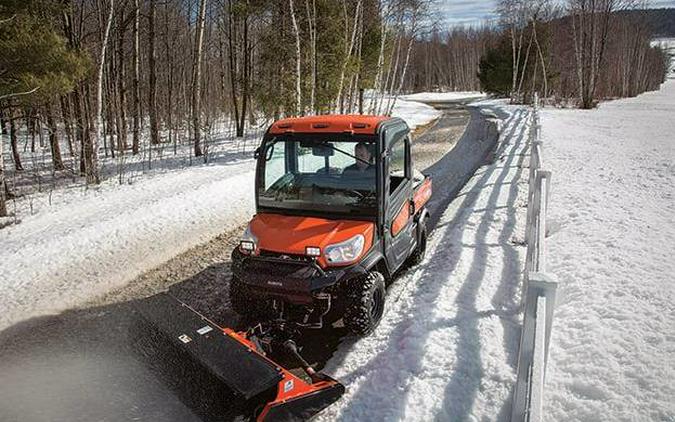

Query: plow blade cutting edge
[133,293,344,421]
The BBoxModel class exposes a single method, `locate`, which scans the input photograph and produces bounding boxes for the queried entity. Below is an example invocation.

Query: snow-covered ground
[0,98,441,332]
[318,104,529,421]
[401,91,487,103]
[540,79,675,420]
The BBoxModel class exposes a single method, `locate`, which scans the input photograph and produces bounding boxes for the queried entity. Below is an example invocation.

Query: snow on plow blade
[132,293,344,421]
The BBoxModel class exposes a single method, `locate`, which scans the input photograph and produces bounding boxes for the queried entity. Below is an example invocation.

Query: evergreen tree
[0,0,88,216]
[478,35,513,96]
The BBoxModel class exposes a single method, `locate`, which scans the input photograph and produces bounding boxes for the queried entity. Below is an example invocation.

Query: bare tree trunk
[516,28,534,100]
[132,0,140,155]
[59,95,75,159]
[91,0,114,184]
[383,31,403,114]
[239,8,249,136]
[571,9,584,105]
[227,0,243,136]
[335,0,362,111]
[289,0,302,115]
[164,0,175,153]
[0,110,6,135]
[0,120,6,216]
[192,0,207,157]
[227,0,241,135]
[349,15,364,113]
[148,0,159,145]
[27,109,36,153]
[388,12,419,115]
[305,0,316,114]
[116,6,127,151]
[532,19,548,99]
[9,114,22,171]
[369,3,389,114]
[46,103,64,171]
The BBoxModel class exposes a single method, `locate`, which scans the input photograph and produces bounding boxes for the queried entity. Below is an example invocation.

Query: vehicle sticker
[197,325,213,335]
[178,334,192,344]
[283,379,294,393]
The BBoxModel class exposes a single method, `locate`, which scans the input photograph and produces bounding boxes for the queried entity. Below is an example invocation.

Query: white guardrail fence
[511,93,559,422]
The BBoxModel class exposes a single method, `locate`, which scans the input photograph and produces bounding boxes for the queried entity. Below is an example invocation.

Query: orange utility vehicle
[231,114,432,335]
[133,115,431,421]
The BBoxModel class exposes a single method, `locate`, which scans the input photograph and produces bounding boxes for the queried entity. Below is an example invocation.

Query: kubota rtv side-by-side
[231,114,432,336]
[134,115,431,421]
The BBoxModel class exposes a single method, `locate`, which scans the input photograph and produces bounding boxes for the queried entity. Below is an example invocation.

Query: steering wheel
[315,167,341,175]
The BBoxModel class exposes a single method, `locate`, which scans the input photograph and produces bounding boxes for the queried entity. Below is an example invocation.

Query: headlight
[325,234,365,264]
[239,224,258,254]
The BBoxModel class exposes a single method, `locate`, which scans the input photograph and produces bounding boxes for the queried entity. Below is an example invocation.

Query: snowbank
[318,104,530,421]
[540,80,675,420]
[0,159,257,331]
[401,91,487,103]
[0,100,441,331]
[391,97,443,130]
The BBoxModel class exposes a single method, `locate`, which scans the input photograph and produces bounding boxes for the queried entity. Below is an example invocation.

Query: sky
[440,0,675,27]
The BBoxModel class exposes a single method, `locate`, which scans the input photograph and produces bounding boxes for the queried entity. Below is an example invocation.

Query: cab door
[383,127,415,272]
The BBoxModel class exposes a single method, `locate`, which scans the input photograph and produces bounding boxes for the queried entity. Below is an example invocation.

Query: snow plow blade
[132,292,344,421]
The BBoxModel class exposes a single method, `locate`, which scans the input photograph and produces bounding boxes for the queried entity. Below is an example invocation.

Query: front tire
[344,271,386,336]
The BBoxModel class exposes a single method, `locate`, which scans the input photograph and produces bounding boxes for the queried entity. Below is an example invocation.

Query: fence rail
[511,94,559,422]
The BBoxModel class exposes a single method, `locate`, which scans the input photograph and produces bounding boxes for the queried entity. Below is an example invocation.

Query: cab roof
[268,114,393,135]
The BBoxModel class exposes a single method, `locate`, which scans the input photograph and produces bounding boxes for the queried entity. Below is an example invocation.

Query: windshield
[258,137,377,215]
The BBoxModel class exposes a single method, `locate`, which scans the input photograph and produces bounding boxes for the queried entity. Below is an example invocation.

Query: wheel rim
[370,286,384,322]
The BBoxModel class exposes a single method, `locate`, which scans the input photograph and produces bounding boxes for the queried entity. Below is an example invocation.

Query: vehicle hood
[249,213,375,267]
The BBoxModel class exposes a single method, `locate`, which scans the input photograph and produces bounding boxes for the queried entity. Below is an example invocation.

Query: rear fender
[417,208,430,233]
[412,208,430,253]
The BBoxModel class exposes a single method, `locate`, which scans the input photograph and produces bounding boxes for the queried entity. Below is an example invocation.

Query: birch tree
[92,0,114,184]
[335,0,363,112]
[305,0,317,114]
[289,0,302,115]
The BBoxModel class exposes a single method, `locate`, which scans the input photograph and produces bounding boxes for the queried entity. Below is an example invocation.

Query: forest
[0,0,670,218]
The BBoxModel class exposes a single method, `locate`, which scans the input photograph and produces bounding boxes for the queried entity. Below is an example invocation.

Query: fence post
[528,272,558,368]
[529,295,546,422]
[512,284,538,422]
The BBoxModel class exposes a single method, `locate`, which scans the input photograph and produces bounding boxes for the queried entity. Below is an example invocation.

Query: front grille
[259,250,313,262]
[244,256,320,279]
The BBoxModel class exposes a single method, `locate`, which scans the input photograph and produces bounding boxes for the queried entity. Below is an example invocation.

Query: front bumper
[231,248,367,305]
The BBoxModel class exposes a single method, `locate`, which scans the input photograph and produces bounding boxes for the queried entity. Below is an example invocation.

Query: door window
[389,136,408,194]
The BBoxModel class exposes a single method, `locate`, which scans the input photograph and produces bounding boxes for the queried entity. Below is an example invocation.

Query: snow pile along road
[540,80,675,420]
[318,105,530,421]
[0,160,257,331]
[401,91,487,103]
[0,99,441,332]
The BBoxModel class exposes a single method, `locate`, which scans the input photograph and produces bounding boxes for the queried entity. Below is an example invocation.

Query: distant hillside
[616,8,675,38]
